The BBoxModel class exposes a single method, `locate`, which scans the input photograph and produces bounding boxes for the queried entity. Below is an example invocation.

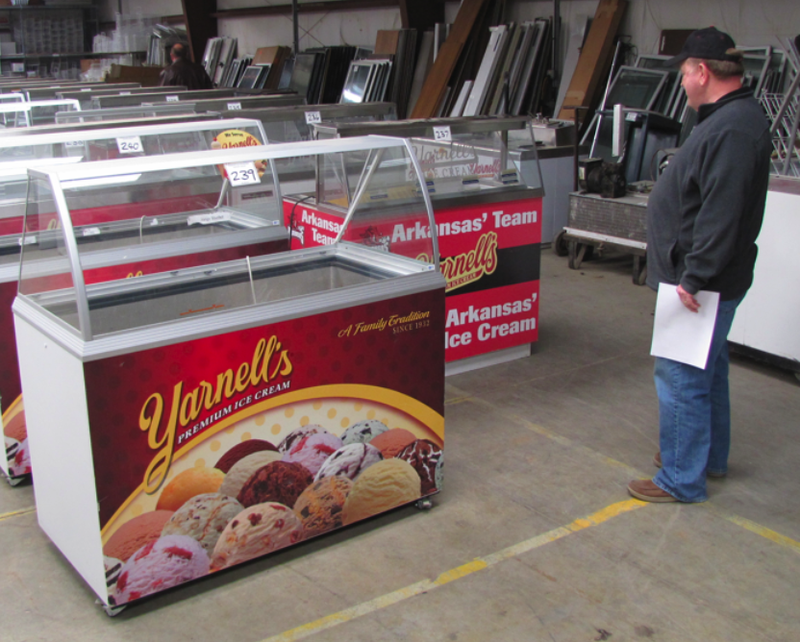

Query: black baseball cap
[665,27,742,67]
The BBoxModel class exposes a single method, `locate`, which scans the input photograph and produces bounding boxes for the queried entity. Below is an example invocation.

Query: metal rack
[761,37,800,177]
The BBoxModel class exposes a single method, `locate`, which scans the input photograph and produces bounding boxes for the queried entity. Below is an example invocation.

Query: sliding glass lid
[17,137,436,340]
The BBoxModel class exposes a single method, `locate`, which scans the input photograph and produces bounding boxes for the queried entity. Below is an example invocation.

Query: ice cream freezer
[0,99,81,128]
[0,117,277,486]
[304,116,543,374]
[54,104,205,125]
[217,101,397,145]
[12,136,446,613]
[728,176,800,374]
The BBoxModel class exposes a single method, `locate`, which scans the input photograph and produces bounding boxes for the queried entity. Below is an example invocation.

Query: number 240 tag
[117,136,143,154]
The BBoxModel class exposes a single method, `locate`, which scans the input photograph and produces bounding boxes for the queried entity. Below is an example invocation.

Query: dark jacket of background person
[160,46,214,90]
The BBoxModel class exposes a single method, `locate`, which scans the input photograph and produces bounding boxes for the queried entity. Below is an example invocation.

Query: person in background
[627,27,772,503]
[160,42,213,90]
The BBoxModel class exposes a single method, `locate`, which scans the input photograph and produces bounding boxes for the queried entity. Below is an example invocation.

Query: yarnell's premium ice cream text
[139,336,293,495]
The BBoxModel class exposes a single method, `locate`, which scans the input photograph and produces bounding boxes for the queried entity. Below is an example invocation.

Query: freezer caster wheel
[99,601,126,617]
[1,471,27,487]
[553,229,568,256]
[415,498,434,510]
[0,470,31,488]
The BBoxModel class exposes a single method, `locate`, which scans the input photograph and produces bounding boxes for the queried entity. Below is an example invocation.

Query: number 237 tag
[224,162,261,186]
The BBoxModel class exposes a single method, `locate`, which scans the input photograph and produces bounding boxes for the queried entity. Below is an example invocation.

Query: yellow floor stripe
[712,509,800,555]
[0,506,36,522]
[260,499,647,642]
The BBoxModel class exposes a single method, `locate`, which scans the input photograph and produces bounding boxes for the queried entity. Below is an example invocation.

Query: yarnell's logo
[139,336,293,495]
[440,231,498,292]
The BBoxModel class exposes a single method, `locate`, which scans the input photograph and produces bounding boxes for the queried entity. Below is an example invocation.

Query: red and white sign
[284,196,542,362]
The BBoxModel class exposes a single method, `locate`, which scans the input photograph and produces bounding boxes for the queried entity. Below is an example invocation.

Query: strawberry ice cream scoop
[6,436,31,477]
[281,431,343,477]
[210,502,304,571]
[114,535,210,604]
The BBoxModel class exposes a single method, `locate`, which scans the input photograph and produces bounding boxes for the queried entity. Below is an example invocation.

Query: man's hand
[677,284,700,312]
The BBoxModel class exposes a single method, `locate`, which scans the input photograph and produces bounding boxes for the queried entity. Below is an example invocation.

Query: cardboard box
[105,64,164,87]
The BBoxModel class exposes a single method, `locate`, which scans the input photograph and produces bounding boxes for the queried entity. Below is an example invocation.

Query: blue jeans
[652,295,744,502]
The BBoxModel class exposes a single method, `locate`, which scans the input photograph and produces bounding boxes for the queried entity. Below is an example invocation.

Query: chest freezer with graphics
[12,136,445,612]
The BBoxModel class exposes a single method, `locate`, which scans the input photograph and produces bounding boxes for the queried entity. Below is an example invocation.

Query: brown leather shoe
[653,451,726,478]
[627,478,679,502]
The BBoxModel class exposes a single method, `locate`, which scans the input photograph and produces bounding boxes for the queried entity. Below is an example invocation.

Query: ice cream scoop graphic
[369,428,416,458]
[215,439,278,474]
[161,492,243,555]
[342,458,421,525]
[294,476,352,537]
[211,502,304,570]
[341,420,389,445]
[114,535,210,604]
[237,461,312,508]
[219,450,282,499]
[103,510,175,561]
[278,425,324,453]
[315,443,383,482]
[397,439,442,494]
[156,466,225,512]
[281,430,342,477]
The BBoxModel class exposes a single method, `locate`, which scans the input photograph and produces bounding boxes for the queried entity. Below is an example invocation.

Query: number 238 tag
[224,162,261,186]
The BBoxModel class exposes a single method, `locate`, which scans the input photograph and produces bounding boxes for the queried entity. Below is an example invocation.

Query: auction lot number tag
[225,162,261,186]
[117,136,144,154]
[433,126,452,142]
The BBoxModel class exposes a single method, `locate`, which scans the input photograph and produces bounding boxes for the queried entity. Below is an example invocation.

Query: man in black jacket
[628,27,772,503]
[160,43,213,90]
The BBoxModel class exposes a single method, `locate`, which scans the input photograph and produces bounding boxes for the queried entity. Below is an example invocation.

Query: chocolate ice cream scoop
[238,461,312,508]
[215,439,278,473]
[397,439,442,494]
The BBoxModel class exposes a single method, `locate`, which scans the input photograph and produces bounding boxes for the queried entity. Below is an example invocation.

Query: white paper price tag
[165,95,180,102]
[18,235,36,246]
[64,140,83,148]
[120,91,131,95]
[80,87,92,92]
[305,111,322,124]
[225,162,261,187]
[117,136,144,154]
[188,212,232,226]
[11,63,24,73]
[227,102,242,110]
[433,126,452,142]
[82,227,101,237]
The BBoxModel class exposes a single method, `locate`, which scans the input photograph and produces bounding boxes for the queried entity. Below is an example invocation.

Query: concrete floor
[2,250,799,641]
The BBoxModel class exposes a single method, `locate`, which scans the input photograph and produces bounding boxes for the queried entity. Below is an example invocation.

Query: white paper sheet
[650,283,720,369]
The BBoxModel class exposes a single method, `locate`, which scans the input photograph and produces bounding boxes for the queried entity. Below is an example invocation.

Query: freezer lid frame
[20,135,438,342]
[12,244,445,362]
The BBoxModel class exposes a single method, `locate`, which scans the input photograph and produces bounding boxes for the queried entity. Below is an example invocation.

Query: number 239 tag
[225,162,261,186]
